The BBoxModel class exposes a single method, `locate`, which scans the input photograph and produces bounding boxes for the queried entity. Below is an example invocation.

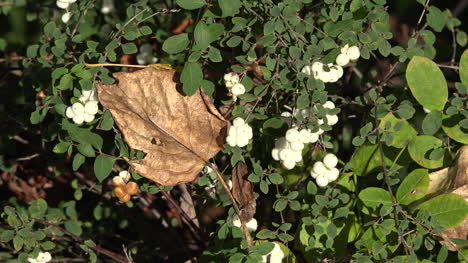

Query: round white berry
[279,148,294,161]
[228,126,237,137]
[72,102,84,115]
[236,136,249,147]
[319,71,332,83]
[341,44,350,54]
[56,0,70,9]
[84,101,99,115]
[311,62,323,74]
[316,128,324,135]
[224,73,232,82]
[336,65,344,78]
[299,129,311,143]
[72,114,84,125]
[326,114,339,126]
[310,170,319,178]
[292,150,303,163]
[290,141,304,151]
[225,81,233,88]
[61,12,71,23]
[101,5,113,14]
[231,75,240,84]
[316,175,329,188]
[309,132,319,143]
[83,114,95,123]
[231,83,246,96]
[285,128,300,143]
[312,161,328,175]
[232,117,245,127]
[275,137,289,149]
[329,68,340,83]
[226,136,236,147]
[301,65,311,75]
[323,101,335,109]
[281,160,296,170]
[318,119,324,125]
[324,167,339,182]
[347,46,360,60]
[236,125,252,139]
[336,53,350,66]
[323,153,338,169]
[271,148,280,161]
[65,106,75,118]
[113,176,125,186]
[119,170,131,183]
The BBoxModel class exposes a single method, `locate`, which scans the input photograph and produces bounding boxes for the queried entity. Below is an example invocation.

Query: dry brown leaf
[96,68,227,186]
[232,162,256,222]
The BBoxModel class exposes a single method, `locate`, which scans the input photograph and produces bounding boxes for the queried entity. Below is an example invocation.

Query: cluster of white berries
[271,128,319,170]
[56,0,76,23]
[262,242,285,263]
[101,0,115,14]
[335,44,361,67]
[226,117,253,147]
[302,62,343,83]
[224,73,245,100]
[112,170,131,186]
[317,101,339,127]
[65,90,99,125]
[136,44,158,65]
[28,252,52,263]
[310,153,340,188]
[232,214,258,232]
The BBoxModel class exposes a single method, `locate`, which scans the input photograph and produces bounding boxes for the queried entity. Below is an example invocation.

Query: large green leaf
[93,155,116,182]
[350,144,403,176]
[441,114,468,144]
[218,0,242,17]
[176,0,206,10]
[162,34,189,54]
[358,187,392,208]
[408,135,447,169]
[417,193,468,229]
[460,49,468,87]
[379,113,417,148]
[406,56,448,111]
[180,62,203,96]
[396,169,429,205]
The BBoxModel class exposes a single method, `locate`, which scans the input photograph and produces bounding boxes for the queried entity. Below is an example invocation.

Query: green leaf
[437,245,448,263]
[460,49,468,86]
[99,111,114,131]
[72,153,85,171]
[417,193,468,229]
[208,47,222,62]
[64,219,82,236]
[379,113,417,148]
[218,0,241,17]
[358,187,392,208]
[162,34,189,54]
[422,111,442,135]
[13,235,24,251]
[194,22,210,50]
[350,144,394,176]
[59,74,74,90]
[53,141,71,154]
[40,241,56,250]
[408,135,446,169]
[441,114,468,144]
[28,199,48,218]
[250,242,274,255]
[93,155,116,182]
[176,0,205,10]
[426,6,446,32]
[396,169,429,205]
[27,44,39,58]
[122,43,137,54]
[406,56,448,111]
[180,62,203,96]
[77,143,96,157]
[0,230,15,242]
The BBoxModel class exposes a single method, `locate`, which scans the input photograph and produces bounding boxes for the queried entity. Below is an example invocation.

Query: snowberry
[319,71,332,83]
[336,65,344,78]
[285,128,300,143]
[326,114,339,126]
[291,150,303,163]
[311,62,323,73]
[310,170,318,178]
[224,73,232,82]
[236,136,249,147]
[72,102,84,115]
[299,129,311,143]
[323,153,338,169]
[301,65,311,75]
[118,171,130,182]
[101,0,114,14]
[28,251,52,263]
[279,148,294,161]
[347,46,360,60]
[290,141,304,152]
[336,53,350,66]
[231,83,246,96]
[72,114,84,124]
[323,101,335,109]
[112,176,125,186]
[281,160,296,170]
[271,148,280,161]
[62,12,71,23]
[226,136,236,147]
[83,114,95,123]
[230,74,240,84]
[56,0,70,9]
[309,132,319,143]
[329,68,340,83]
[324,167,339,182]
[232,117,245,127]
[233,215,258,232]
[84,101,99,115]
[341,44,350,54]
[312,161,328,175]
[316,174,329,188]
[228,126,237,137]
[65,107,75,118]
[262,242,285,263]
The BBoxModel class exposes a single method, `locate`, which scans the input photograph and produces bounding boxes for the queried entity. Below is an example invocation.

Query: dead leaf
[96,68,227,186]
[232,162,256,222]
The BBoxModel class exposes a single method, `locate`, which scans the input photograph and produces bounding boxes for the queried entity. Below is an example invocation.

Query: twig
[112,7,151,40]
[136,8,181,26]
[416,0,430,29]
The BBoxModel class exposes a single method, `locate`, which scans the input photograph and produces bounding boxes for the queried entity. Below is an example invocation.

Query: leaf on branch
[96,68,227,186]
[232,162,256,222]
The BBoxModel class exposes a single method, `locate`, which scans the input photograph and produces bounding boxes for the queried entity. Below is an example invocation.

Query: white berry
[347,46,360,60]
[226,136,236,147]
[224,73,232,82]
[112,176,125,186]
[232,117,245,127]
[279,148,294,161]
[341,44,350,54]
[72,114,84,125]
[316,175,329,188]
[324,167,339,182]
[281,160,296,170]
[56,0,69,9]
[320,71,331,83]
[323,101,335,109]
[323,153,338,169]
[271,148,280,161]
[291,150,303,163]
[336,65,344,78]
[312,161,327,175]
[72,102,84,115]
[231,75,240,84]
[119,170,131,183]
[285,128,300,143]
[228,126,237,137]
[301,65,311,75]
[236,136,249,147]
[299,129,311,143]
[66,106,75,118]
[225,81,233,88]
[310,170,319,178]
[290,141,304,151]
[62,12,71,23]
[336,53,350,66]
[83,114,95,123]
[231,83,246,96]
[311,62,323,74]
[84,101,99,115]
[326,114,339,126]
[237,125,252,139]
